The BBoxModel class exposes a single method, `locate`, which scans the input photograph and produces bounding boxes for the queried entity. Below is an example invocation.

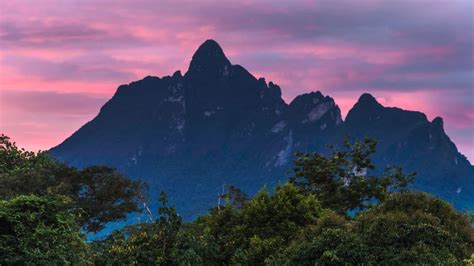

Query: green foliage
[0,195,88,265]
[291,138,415,214]
[271,212,363,265]
[0,134,58,197]
[0,134,51,175]
[221,184,249,209]
[2,134,473,264]
[56,165,145,232]
[466,253,474,265]
[0,134,145,233]
[94,192,203,265]
[273,192,474,265]
[355,192,474,264]
[198,183,323,264]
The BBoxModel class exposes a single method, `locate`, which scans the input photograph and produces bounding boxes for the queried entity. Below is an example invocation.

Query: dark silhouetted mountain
[50,40,473,221]
[343,94,473,209]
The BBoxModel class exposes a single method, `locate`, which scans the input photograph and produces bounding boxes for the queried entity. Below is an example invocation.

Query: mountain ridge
[50,39,473,220]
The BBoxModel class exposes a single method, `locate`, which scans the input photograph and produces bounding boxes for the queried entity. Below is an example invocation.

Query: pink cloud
[0,0,472,162]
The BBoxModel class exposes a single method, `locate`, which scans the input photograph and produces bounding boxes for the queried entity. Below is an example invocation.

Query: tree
[291,138,415,214]
[198,183,323,264]
[0,134,58,198]
[98,192,203,265]
[88,187,474,264]
[220,184,249,209]
[466,253,474,265]
[55,166,146,232]
[0,195,88,264]
[273,192,474,265]
[355,192,474,264]
[3,134,473,264]
[271,212,363,265]
[0,134,145,233]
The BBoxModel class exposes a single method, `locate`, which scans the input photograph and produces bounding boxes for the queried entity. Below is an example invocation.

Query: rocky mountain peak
[345,93,384,124]
[356,93,383,109]
[172,70,183,78]
[431,116,445,132]
[286,91,342,127]
[186,39,231,77]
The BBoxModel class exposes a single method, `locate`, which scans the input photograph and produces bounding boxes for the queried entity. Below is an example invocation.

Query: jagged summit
[187,39,231,76]
[432,116,444,130]
[172,70,182,78]
[345,93,384,124]
[355,93,383,109]
[358,93,377,103]
[196,39,223,52]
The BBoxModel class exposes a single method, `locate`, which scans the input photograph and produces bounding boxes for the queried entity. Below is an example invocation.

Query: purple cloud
[0,0,472,160]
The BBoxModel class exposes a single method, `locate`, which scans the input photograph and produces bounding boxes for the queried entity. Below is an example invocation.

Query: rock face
[50,40,473,220]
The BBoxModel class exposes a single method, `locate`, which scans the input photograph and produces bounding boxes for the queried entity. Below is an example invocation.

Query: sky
[0,0,473,162]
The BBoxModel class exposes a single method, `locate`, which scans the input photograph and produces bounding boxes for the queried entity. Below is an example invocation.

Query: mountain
[50,40,473,220]
[343,93,473,209]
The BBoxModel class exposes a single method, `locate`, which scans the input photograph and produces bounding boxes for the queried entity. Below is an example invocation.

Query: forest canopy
[0,134,473,265]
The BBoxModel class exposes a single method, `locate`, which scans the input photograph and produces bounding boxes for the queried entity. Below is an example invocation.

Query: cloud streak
[0,0,472,160]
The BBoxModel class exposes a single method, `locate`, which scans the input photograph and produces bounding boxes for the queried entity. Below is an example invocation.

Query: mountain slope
[343,93,473,209]
[50,40,473,220]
